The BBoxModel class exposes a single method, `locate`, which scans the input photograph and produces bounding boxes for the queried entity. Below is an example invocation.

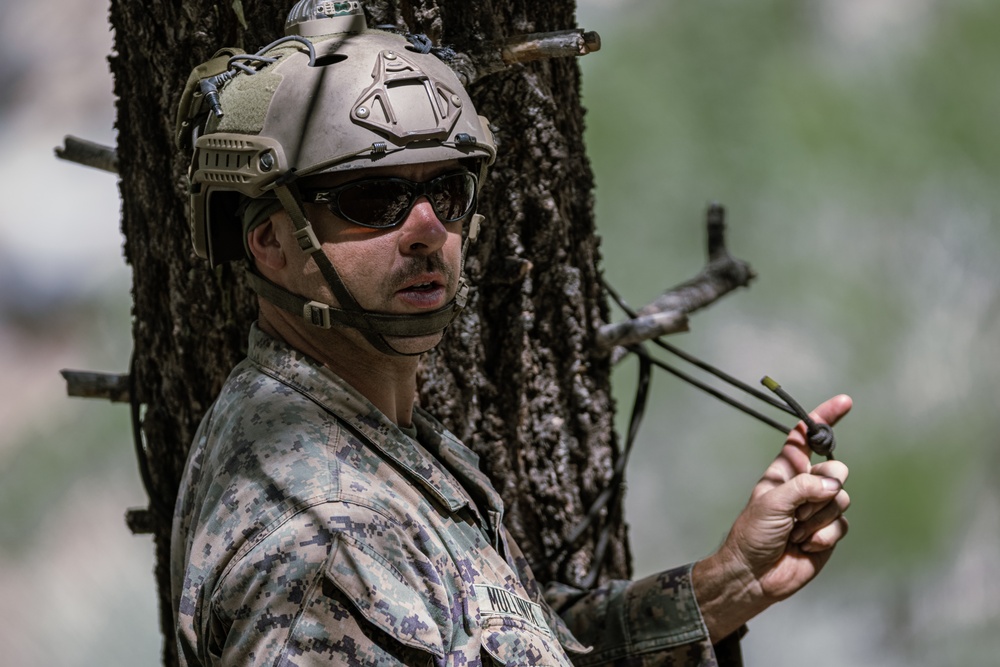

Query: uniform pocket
[471,583,575,667]
[325,532,448,659]
[479,615,575,667]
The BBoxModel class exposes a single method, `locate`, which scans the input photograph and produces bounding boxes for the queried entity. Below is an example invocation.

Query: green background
[581,1,1000,664]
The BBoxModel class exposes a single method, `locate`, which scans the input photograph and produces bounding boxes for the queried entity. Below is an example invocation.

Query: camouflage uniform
[172,325,737,666]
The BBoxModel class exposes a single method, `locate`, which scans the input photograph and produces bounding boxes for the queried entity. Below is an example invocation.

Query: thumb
[766,474,842,517]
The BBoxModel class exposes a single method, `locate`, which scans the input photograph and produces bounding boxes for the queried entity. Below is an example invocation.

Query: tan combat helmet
[176,0,496,355]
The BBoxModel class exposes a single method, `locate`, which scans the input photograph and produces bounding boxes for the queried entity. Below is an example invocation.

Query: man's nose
[398,197,448,255]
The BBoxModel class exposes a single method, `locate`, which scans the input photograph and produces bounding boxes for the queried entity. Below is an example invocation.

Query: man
[171,3,852,665]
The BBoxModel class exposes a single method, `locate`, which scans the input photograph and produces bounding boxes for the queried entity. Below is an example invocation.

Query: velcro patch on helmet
[216,70,286,136]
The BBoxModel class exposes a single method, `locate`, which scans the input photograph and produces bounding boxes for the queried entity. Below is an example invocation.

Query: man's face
[275,159,471,355]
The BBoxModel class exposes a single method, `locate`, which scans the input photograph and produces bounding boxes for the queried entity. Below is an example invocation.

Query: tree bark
[109,1,623,664]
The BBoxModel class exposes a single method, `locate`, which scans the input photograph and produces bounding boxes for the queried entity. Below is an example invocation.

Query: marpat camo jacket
[171,325,737,666]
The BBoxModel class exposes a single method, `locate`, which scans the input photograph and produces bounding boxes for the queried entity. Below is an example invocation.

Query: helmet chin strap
[247,180,480,357]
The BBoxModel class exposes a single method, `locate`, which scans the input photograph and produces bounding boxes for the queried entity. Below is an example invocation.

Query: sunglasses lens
[428,173,477,222]
[336,180,413,228]
[315,171,478,228]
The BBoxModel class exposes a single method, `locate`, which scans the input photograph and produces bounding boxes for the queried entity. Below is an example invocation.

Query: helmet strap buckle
[294,226,322,254]
[273,182,323,255]
[303,301,333,329]
[454,279,470,310]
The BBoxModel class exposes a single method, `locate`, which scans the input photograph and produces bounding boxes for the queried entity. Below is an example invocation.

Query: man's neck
[258,306,420,427]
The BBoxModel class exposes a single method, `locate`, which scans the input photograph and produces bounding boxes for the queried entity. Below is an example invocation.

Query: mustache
[389,254,455,288]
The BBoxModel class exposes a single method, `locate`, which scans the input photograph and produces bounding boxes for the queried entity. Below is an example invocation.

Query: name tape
[472,584,551,637]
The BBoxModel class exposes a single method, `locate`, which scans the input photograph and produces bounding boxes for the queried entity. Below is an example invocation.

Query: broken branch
[54,135,119,174]
[462,28,602,85]
[501,29,601,64]
[125,508,156,535]
[60,369,130,403]
[597,204,756,353]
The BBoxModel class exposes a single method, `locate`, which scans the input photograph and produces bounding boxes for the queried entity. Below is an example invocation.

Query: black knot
[807,424,836,457]
[403,33,457,63]
[405,33,433,54]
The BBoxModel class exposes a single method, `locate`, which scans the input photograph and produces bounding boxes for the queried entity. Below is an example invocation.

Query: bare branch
[598,310,690,350]
[597,204,756,352]
[501,29,601,64]
[463,28,602,85]
[60,369,130,402]
[54,135,119,174]
[125,508,156,535]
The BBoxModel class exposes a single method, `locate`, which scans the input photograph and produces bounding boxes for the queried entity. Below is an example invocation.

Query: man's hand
[692,394,853,641]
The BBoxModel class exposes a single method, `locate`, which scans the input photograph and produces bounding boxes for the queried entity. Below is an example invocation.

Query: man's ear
[247,218,286,271]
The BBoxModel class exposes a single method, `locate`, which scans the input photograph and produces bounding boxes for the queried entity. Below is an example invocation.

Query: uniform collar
[412,407,505,529]
[247,324,503,524]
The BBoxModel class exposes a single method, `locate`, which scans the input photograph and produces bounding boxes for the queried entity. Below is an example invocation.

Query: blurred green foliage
[0,291,135,554]
[0,280,161,666]
[0,398,132,555]
[579,0,1000,663]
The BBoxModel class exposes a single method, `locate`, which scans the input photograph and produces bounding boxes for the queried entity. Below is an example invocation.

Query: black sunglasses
[300,171,479,229]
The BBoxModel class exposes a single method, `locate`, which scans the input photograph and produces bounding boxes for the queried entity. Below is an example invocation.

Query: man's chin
[382,331,446,356]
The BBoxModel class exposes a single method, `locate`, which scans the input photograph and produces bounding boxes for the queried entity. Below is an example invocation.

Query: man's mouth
[395,275,449,309]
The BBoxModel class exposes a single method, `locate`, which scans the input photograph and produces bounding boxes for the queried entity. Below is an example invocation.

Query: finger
[752,442,819,499]
[793,463,849,522]
[810,394,853,427]
[810,460,849,486]
[794,485,850,523]
[751,459,802,501]
[785,394,853,447]
[759,472,843,518]
[792,489,851,540]
[752,398,852,500]
[800,516,849,553]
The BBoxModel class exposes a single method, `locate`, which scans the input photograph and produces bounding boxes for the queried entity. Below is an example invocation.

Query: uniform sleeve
[210,510,452,666]
[544,564,743,667]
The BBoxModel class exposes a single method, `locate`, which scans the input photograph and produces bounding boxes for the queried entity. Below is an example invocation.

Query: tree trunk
[109,1,624,664]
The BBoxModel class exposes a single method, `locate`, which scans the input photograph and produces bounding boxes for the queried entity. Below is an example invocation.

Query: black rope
[602,276,836,457]
[542,343,652,584]
[552,277,825,588]
[404,32,433,53]
[403,32,457,62]
[577,344,653,589]
[646,356,791,434]
[601,276,796,425]
[129,354,173,520]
